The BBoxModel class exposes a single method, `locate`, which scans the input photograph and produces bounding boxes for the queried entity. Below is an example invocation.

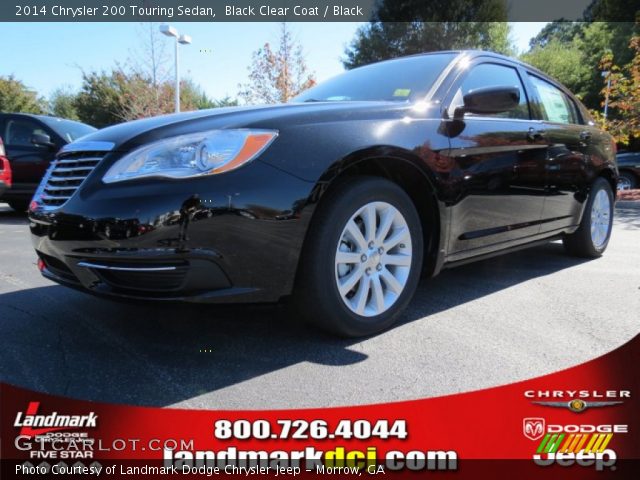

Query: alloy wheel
[617,177,632,191]
[334,201,412,317]
[590,189,611,249]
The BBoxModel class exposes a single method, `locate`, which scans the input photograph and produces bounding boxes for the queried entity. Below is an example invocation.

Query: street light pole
[160,24,192,114]
[603,75,611,124]
[174,35,180,114]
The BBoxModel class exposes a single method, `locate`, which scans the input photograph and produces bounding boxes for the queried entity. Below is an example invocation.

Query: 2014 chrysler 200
[29,51,617,337]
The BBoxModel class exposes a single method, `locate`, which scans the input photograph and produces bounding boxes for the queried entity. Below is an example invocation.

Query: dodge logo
[523,418,545,441]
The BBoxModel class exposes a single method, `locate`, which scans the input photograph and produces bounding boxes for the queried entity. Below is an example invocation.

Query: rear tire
[563,178,614,258]
[7,200,29,212]
[294,176,423,337]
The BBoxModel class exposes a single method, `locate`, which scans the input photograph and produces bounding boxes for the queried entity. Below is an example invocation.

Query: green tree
[239,23,316,104]
[521,40,590,99]
[593,33,640,146]
[0,76,45,113]
[74,68,234,127]
[342,0,512,69]
[49,87,79,120]
[522,22,637,109]
[584,0,640,22]
[528,21,585,49]
[178,79,237,110]
[74,69,131,127]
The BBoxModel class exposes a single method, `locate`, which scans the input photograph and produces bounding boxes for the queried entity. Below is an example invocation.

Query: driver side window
[449,63,530,120]
[4,119,47,147]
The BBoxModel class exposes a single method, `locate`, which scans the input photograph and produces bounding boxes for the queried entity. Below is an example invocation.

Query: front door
[443,61,548,255]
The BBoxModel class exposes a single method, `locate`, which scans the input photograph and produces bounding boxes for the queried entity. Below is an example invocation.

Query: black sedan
[29,51,617,337]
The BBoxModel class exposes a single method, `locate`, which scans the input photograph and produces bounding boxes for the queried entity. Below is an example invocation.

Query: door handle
[527,127,545,142]
[579,131,592,143]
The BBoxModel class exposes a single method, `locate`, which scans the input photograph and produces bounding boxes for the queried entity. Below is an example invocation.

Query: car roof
[375,49,562,87]
[405,49,550,77]
[0,112,66,122]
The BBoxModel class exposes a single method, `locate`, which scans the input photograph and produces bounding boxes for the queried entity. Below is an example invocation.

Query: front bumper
[29,160,314,303]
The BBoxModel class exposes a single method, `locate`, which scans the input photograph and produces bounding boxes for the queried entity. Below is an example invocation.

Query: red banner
[2,335,638,478]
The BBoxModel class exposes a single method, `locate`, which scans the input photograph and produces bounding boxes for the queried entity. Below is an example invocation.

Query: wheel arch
[598,166,618,194]
[300,146,445,280]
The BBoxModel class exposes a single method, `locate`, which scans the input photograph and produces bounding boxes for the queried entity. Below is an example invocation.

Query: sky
[1,22,547,101]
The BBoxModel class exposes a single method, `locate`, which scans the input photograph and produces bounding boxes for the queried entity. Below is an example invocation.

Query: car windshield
[39,117,97,142]
[292,53,457,103]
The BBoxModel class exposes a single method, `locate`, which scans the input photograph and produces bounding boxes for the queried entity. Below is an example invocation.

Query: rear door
[525,73,598,232]
[2,116,59,196]
[443,60,549,255]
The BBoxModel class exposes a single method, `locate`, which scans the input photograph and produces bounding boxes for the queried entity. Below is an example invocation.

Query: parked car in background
[0,113,96,211]
[616,152,640,190]
[0,137,12,198]
[29,51,617,337]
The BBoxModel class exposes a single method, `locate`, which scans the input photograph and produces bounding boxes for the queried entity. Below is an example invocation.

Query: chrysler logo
[532,400,623,413]
[523,417,545,441]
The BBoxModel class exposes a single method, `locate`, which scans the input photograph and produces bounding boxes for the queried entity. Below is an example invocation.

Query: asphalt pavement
[1,203,639,409]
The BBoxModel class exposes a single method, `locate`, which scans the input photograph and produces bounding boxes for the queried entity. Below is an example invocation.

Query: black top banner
[1,0,638,22]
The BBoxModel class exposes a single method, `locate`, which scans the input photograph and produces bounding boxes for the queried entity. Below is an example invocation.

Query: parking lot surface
[1,203,639,409]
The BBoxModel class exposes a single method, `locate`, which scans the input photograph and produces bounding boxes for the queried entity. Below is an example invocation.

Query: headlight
[102,129,278,183]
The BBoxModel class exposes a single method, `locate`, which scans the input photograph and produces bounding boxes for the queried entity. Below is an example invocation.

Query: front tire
[294,177,423,337]
[563,178,614,258]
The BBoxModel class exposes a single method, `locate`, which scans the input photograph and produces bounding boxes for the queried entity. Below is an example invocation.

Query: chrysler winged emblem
[532,399,623,413]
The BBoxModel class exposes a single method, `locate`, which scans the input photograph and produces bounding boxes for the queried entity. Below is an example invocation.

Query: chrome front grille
[40,153,104,208]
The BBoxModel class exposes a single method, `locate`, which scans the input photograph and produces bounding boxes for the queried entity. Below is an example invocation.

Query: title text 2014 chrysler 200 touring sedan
[29,51,617,337]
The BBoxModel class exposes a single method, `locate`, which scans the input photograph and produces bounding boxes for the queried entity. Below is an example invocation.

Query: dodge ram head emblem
[523,418,546,441]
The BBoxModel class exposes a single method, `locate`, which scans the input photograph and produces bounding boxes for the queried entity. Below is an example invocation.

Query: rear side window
[4,119,47,147]
[528,75,580,124]
[449,63,530,119]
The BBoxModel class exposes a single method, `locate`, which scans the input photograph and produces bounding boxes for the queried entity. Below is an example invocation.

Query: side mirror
[31,133,55,149]
[454,86,520,119]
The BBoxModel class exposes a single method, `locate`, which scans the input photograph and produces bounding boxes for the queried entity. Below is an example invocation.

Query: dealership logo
[532,399,623,413]
[523,418,545,441]
[535,431,616,455]
[523,420,625,471]
[14,402,98,437]
[524,390,629,413]
[533,432,617,471]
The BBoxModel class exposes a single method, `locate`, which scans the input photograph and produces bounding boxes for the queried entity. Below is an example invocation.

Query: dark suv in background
[0,113,95,211]
[616,151,640,190]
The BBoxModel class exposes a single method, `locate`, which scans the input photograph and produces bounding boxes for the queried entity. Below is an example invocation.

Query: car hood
[66,101,436,152]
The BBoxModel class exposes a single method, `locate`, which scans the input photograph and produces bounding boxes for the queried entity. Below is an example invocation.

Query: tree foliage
[595,33,640,146]
[522,38,590,100]
[73,69,130,127]
[239,23,316,104]
[72,69,236,128]
[0,76,45,114]
[49,87,80,120]
[342,0,512,69]
[522,21,637,109]
[130,22,171,89]
[528,21,584,49]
